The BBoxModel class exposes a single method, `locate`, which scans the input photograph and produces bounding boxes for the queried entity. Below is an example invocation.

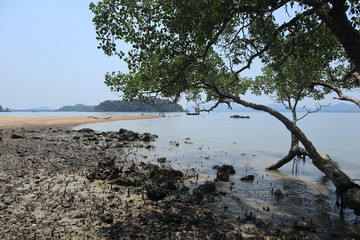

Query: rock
[214,165,235,181]
[86,157,120,181]
[213,165,236,174]
[11,133,24,139]
[141,134,152,142]
[216,171,230,181]
[193,181,217,202]
[145,181,168,201]
[119,128,127,134]
[293,219,316,232]
[197,181,216,195]
[170,141,179,146]
[157,157,166,163]
[240,175,254,182]
[100,213,114,224]
[79,128,94,133]
[273,189,284,198]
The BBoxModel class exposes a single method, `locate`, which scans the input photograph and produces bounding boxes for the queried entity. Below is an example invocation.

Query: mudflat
[0,115,160,128]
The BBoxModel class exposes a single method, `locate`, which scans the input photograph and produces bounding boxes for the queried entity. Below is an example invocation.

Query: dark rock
[141,134,152,142]
[74,213,87,219]
[79,128,94,133]
[240,175,255,182]
[100,213,114,224]
[86,157,120,181]
[214,165,235,181]
[213,165,236,174]
[197,181,216,195]
[193,181,217,202]
[157,157,166,163]
[145,181,168,201]
[216,171,230,181]
[11,133,24,139]
[110,173,145,187]
[274,189,284,198]
[31,136,43,140]
[119,128,127,134]
[293,219,316,232]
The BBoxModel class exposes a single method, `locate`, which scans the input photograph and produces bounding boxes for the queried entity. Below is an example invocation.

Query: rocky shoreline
[0,126,338,239]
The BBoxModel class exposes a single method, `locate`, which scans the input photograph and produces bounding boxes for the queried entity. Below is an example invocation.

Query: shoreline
[0,115,161,129]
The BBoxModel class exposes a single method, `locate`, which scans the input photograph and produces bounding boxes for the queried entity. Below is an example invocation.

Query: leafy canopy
[90,0,359,104]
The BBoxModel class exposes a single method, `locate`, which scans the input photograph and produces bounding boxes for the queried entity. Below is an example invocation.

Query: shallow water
[73,111,359,238]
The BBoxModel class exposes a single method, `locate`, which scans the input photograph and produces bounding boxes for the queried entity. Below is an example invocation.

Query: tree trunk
[267,133,298,170]
[228,95,360,215]
[317,1,360,72]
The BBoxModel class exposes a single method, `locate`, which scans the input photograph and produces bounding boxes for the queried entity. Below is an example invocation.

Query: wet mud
[0,127,358,239]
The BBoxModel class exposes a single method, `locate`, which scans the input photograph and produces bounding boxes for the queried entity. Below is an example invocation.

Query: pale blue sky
[0,0,125,109]
[0,1,358,110]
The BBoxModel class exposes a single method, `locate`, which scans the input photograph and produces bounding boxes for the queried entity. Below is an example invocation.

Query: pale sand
[0,115,161,129]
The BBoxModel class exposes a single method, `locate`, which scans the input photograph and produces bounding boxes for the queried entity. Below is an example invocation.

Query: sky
[0,1,359,110]
[0,0,125,109]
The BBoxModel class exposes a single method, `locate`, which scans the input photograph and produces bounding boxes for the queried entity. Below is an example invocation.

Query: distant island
[55,99,184,112]
[0,105,10,112]
[57,104,95,112]
[94,99,184,112]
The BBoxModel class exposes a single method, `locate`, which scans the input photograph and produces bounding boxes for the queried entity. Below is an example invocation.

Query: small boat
[230,115,250,119]
[186,112,199,115]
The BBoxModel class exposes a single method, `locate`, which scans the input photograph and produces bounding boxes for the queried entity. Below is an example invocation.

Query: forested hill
[57,104,95,112]
[94,100,184,112]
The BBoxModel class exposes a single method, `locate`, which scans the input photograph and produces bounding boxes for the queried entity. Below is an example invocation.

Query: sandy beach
[0,115,160,129]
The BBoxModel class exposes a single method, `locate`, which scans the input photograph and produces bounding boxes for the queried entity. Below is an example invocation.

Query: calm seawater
[4,111,360,237]
[76,111,360,238]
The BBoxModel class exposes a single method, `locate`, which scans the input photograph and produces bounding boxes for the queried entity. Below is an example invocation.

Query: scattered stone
[293,219,317,232]
[0,126,335,239]
[214,165,236,182]
[79,128,94,133]
[193,181,217,202]
[170,141,179,146]
[145,181,168,201]
[100,213,114,224]
[240,175,255,182]
[157,157,167,163]
[11,133,24,139]
[273,189,284,199]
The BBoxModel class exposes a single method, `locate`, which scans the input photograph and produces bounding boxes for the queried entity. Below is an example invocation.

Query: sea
[2,111,360,238]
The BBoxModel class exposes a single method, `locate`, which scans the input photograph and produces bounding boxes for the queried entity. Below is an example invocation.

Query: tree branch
[311,81,360,107]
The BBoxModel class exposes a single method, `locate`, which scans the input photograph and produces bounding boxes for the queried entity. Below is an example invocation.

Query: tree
[90,0,360,215]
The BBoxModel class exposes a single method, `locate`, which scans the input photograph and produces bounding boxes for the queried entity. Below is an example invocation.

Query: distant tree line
[57,104,95,112]
[54,99,184,112]
[94,99,184,112]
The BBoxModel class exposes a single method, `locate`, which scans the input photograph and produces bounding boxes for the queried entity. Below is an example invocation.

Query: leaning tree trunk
[266,133,308,170]
[228,95,360,215]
